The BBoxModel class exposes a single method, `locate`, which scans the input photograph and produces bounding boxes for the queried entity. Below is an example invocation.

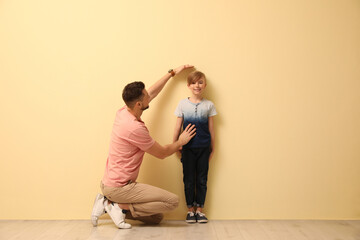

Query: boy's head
[122,81,150,110]
[187,71,206,85]
[187,71,207,96]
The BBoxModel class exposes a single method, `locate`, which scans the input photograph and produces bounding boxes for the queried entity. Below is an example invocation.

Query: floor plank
[0,220,359,240]
[236,220,271,240]
[213,220,245,240]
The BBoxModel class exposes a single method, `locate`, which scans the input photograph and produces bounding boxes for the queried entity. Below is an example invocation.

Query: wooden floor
[1,219,359,240]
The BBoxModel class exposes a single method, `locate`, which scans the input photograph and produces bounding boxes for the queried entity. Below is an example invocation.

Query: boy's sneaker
[196,212,208,223]
[104,200,131,229]
[185,211,197,223]
[91,193,106,227]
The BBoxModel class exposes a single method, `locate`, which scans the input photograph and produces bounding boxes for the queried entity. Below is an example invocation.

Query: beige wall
[1,0,360,220]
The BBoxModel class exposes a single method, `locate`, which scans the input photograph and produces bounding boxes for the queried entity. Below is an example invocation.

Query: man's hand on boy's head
[174,64,194,75]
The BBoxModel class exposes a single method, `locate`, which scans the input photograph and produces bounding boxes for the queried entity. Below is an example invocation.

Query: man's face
[140,89,150,111]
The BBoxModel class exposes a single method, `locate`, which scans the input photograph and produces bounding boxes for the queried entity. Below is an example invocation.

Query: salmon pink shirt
[102,106,155,187]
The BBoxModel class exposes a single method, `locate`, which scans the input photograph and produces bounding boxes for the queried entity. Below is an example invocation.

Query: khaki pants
[101,181,179,224]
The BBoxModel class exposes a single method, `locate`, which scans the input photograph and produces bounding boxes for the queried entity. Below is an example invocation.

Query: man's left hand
[174,64,194,75]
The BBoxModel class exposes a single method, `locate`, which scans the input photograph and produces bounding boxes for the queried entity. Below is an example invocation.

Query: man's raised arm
[148,64,194,102]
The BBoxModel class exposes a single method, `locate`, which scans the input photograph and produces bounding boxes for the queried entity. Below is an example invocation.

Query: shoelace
[197,212,205,217]
[188,212,195,217]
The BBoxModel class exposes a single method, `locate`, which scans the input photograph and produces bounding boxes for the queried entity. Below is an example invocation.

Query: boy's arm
[208,116,215,161]
[173,117,184,158]
[147,64,194,102]
[173,117,184,143]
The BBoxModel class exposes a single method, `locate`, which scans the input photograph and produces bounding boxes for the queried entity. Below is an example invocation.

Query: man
[91,65,196,229]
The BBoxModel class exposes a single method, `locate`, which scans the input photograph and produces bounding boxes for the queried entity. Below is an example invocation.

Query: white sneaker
[91,193,106,227]
[104,200,131,229]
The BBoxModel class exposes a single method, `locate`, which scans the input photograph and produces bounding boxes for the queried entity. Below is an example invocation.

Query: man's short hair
[187,71,206,85]
[122,81,145,108]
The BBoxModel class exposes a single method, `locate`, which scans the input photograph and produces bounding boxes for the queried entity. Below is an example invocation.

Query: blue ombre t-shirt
[175,98,217,149]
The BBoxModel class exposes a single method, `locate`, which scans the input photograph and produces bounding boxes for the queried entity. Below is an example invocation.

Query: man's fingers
[181,123,196,144]
[185,123,196,132]
[188,125,196,132]
[189,128,196,135]
[184,123,192,131]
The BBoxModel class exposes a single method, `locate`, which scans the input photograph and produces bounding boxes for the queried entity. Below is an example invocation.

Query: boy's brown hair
[187,71,206,85]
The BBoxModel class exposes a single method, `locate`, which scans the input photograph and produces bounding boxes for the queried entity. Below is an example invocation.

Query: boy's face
[188,77,206,96]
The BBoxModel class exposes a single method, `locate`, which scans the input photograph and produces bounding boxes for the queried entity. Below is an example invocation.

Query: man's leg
[125,212,164,225]
[102,182,179,219]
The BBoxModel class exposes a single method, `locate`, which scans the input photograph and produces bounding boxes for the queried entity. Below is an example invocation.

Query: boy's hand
[178,124,196,145]
[174,64,194,75]
[209,151,214,162]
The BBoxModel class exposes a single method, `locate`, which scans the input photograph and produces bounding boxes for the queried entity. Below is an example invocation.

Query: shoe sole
[185,220,197,223]
[198,220,208,223]
[92,194,104,214]
[91,216,98,227]
[91,194,105,227]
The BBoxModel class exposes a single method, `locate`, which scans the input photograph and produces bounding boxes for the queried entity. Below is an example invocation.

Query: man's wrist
[168,69,175,77]
[177,139,184,147]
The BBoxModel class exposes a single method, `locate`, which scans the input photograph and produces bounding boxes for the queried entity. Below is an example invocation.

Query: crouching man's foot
[91,193,106,227]
[104,200,131,229]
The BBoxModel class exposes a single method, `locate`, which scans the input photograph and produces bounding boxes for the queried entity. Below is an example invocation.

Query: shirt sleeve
[174,102,183,117]
[208,102,217,117]
[128,125,155,151]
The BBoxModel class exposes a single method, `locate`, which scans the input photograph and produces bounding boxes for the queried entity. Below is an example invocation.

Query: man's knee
[169,194,179,209]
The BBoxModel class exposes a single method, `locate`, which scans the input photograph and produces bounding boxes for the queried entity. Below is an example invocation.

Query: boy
[173,71,217,223]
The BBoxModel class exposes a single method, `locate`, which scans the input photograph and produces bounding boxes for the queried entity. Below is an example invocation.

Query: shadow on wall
[141,69,224,215]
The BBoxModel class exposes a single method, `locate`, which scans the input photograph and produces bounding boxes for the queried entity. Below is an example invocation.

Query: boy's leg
[181,148,197,209]
[101,182,179,218]
[195,147,210,209]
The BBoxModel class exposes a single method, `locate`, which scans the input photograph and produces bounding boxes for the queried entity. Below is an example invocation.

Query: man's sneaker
[91,193,106,227]
[196,212,208,223]
[104,200,131,229]
[185,211,197,223]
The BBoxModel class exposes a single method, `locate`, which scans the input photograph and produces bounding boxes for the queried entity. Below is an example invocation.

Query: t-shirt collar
[187,97,204,106]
